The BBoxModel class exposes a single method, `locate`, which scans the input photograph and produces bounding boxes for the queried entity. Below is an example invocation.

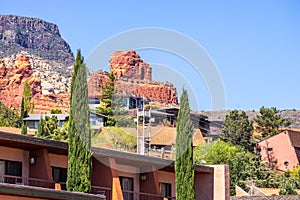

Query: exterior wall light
[30,157,35,165]
[141,174,147,181]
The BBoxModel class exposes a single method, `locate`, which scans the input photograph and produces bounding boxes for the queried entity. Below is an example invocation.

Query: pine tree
[254,106,291,138]
[97,72,115,126]
[67,50,92,193]
[221,110,254,152]
[175,89,195,200]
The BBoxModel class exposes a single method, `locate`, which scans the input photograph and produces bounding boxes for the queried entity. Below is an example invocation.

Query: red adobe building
[257,130,300,171]
[0,131,230,200]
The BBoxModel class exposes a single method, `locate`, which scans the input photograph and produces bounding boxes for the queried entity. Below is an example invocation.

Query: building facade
[0,131,229,200]
[257,130,300,171]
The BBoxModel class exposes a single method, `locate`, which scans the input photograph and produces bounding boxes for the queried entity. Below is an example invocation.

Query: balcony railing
[0,174,175,200]
[0,174,55,188]
[122,190,176,200]
[91,185,112,200]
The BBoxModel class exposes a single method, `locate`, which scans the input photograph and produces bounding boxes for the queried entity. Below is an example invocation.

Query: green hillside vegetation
[92,126,136,151]
[0,101,20,127]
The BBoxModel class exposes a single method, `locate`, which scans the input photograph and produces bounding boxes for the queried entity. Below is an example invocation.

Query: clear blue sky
[1,1,299,111]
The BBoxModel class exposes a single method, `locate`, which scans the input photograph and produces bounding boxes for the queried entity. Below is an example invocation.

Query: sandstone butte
[0,50,178,113]
[0,54,70,113]
[88,50,178,106]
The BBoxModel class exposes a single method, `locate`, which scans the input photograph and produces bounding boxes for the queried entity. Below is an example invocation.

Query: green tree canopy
[279,172,298,195]
[175,89,195,200]
[254,106,291,138]
[95,126,136,150]
[194,140,279,195]
[221,110,254,152]
[0,101,19,127]
[112,95,134,127]
[36,116,67,141]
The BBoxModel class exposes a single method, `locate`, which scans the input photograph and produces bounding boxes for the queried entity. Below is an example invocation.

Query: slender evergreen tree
[20,97,25,117]
[23,81,34,114]
[97,72,115,126]
[21,122,27,135]
[36,116,44,137]
[221,110,254,152]
[67,50,92,193]
[175,89,195,200]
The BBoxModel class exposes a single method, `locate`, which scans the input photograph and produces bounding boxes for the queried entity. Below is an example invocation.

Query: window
[52,167,67,190]
[160,182,172,199]
[34,121,39,129]
[59,121,64,127]
[0,160,22,184]
[89,98,100,104]
[120,176,134,200]
[97,117,103,123]
[52,167,67,183]
[90,119,96,125]
[267,147,273,152]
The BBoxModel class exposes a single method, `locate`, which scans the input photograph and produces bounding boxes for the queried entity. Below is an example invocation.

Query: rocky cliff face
[0,15,74,65]
[0,53,69,113]
[110,50,151,81]
[0,15,177,111]
[89,50,178,105]
[0,15,73,112]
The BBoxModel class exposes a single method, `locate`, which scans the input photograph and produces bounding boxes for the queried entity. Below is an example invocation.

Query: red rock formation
[33,93,70,113]
[135,83,178,104]
[88,50,178,106]
[0,54,69,113]
[110,50,152,81]
[88,71,110,98]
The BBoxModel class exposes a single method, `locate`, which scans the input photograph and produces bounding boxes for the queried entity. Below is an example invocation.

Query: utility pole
[136,96,145,155]
[136,97,139,154]
[148,108,151,155]
[142,96,145,155]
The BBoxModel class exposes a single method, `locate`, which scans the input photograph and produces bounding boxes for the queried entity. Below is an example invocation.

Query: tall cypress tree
[175,89,195,200]
[21,122,27,135]
[67,50,92,193]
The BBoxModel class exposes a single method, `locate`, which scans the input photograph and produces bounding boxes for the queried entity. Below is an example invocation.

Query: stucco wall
[0,195,44,200]
[195,173,213,200]
[0,146,29,179]
[92,157,112,188]
[48,153,68,168]
[156,170,176,197]
[117,164,140,194]
[258,131,298,171]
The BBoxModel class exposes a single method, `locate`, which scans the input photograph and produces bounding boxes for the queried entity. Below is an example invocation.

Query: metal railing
[0,174,176,200]
[122,190,176,200]
[91,185,112,200]
[0,174,55,188]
